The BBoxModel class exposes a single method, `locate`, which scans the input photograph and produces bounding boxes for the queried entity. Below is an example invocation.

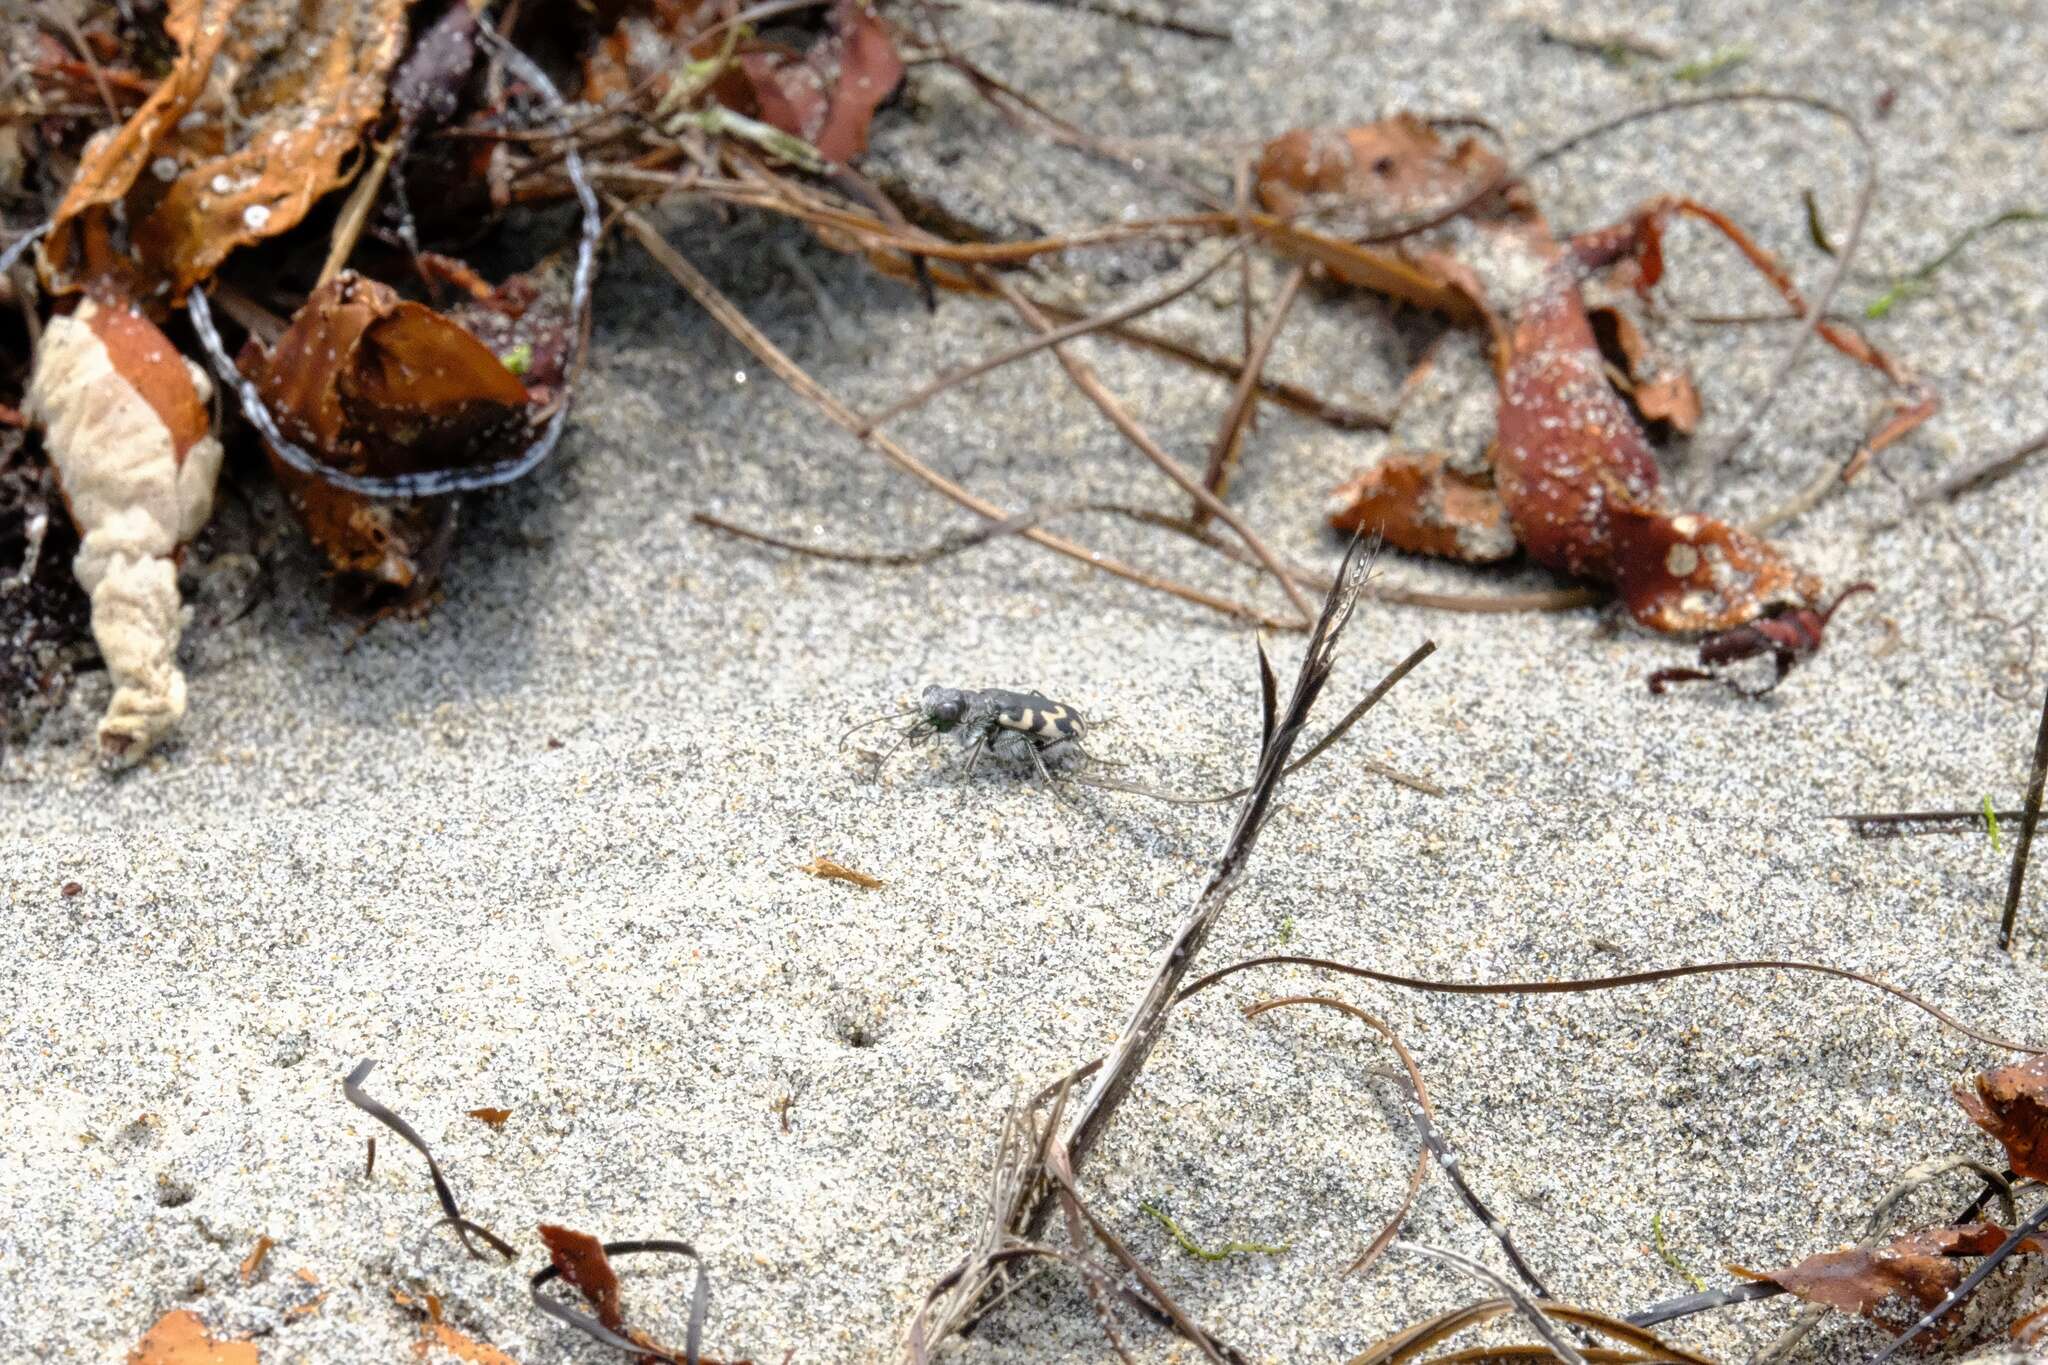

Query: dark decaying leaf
[45,0,416,297]
[342,1059,515,1261]
[1735,1222,2047,1342]
[389,0,479,135]
[539,1224,625,1332]
[1957,1055,2048,1180]
[235,271,533,603]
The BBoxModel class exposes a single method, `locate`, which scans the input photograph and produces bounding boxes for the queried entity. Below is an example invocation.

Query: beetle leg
[1647,667,1716,695]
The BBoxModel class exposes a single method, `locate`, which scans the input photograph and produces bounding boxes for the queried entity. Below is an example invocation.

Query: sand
[4,1,2048,1360]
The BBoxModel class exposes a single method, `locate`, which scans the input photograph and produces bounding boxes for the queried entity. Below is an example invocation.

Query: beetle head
[920,686,970,732]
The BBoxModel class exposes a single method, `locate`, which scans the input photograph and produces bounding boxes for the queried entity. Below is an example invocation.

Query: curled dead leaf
[46,0,417,297]
[25,290,223,763]
[1957,1055,2048,1180]
[236,271,533,605]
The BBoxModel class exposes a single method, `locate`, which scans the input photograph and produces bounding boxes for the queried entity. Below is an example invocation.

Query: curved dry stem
[1178,955,2043,1054]
[1350,1297,1714,1365]
[1239,995,1433,1276]
[1387,1243,1586,1365]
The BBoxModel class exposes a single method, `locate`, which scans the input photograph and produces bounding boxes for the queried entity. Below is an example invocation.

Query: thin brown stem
[1915,426,2048,508]
[856,244,1245,435]
[318,138,400,289]
[1196,264,1306,520]
[2000,682,2048,950]
[988,276,1316,626]
[1026,300,1391,430]
[617,205,1297,630]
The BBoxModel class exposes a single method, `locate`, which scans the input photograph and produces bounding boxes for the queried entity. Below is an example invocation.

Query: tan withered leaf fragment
[802,857,883,889]
[1957,1054,2048,1180]
[238,1235,272,1285]
[1735,1223,2048,1342]
[47,0,417,296]
[1328,453,1514,562]
[538,1224,625,1332]
[25,290,224,764]
[128,1309,258,1365]
[237,271,530,601]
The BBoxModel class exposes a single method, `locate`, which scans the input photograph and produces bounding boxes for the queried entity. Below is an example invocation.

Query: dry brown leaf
[802,857,883,889]
[46,0,418,296]
[466,1107,512,1129]
[1735,1223,2048,1343]
[393,1288,519,1364]
[1957,1055,2048,1180]
[739,0,905,164]
[237,271,532,603]
[419,1321,519,1364]
[127,1309,258,1365]
[537,1224,624,1332]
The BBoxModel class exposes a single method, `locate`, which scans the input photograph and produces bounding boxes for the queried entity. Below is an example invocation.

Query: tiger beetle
[843,686,1089,784]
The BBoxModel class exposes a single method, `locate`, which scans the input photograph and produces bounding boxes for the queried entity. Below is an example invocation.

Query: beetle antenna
[1818,580,1876,626]
[839,709,919,749]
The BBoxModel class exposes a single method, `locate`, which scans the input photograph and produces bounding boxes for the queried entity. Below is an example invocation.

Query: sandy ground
[5,1,2048,1361]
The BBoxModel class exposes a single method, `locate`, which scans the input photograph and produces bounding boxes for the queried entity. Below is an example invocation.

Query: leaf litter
[9,4,2048,1361]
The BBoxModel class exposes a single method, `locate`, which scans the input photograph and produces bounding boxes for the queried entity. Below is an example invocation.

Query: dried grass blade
[342,1060,514,1260]
[1060,539,1377,1176]
[619,206,1296,630]
[1387,1244,1586,1365]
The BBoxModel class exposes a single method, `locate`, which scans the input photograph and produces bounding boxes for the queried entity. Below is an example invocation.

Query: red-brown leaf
[1736,1223,2047,1343]
[1957,1055,2048,1181]
[538,1224,624,1332]
[738,0,903,164]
